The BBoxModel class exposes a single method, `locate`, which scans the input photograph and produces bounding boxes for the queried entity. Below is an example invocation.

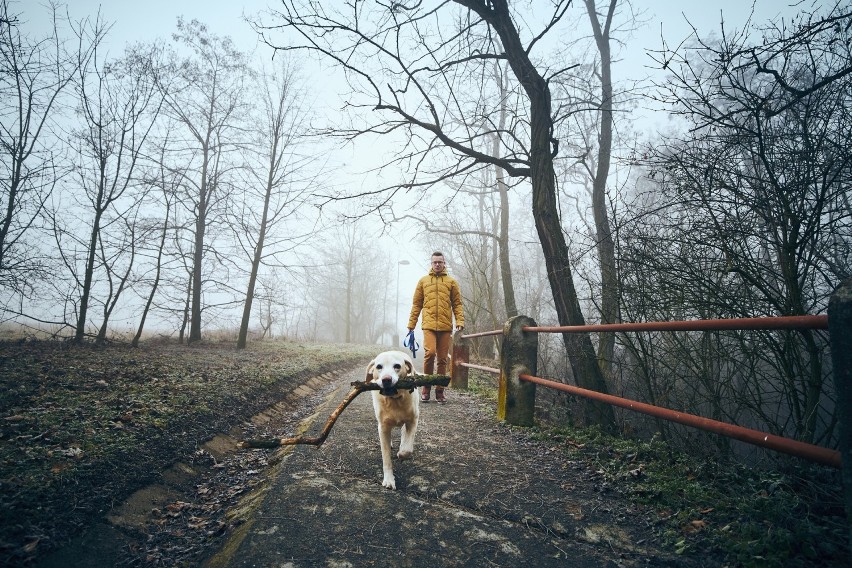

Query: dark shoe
[435,388,446,403]
[420,386,431,402]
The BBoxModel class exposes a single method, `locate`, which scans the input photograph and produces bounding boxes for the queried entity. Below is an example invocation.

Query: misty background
[2,0,849,456]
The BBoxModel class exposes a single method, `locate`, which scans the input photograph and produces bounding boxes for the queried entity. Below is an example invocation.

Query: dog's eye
[375,365,383,370]
[393,364,401,370]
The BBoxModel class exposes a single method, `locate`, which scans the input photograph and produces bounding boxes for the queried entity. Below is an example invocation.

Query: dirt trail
[204,368,698,567]
[34,364,703,567]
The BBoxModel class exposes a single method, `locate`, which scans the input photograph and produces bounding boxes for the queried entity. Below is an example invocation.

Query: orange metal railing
[519,373,840,468]
[454,314,838,468]
[524,314,828,334]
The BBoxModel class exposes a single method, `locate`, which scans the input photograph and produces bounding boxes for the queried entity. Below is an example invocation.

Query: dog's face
[366,351,414,396]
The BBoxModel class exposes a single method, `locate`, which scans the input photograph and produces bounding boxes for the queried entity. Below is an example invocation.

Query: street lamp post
[393,260,410,347]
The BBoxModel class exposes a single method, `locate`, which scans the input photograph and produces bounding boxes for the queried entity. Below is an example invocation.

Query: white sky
[25,1,810,99]
[35,1,808,66]
[17,0,816,337]
[27,0,809,140]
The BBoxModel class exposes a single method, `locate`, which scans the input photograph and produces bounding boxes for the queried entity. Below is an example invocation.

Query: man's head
[430,252,446,272]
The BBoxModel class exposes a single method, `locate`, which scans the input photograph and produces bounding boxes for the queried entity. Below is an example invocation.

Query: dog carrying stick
[238,375,450,449]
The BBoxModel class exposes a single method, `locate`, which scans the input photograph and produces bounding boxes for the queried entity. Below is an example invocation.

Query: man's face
[431,256,445,271]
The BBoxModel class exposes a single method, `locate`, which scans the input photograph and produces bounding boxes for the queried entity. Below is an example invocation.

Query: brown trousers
[422,330,452,376]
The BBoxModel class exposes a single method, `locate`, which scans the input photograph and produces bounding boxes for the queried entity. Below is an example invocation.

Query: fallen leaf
[682,519,707,533]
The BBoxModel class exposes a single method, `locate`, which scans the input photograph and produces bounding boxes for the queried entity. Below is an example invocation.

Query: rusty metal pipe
[524,315,828,334]
[459,329,503,339]
[460,362,500,374]
[519,373,841,469]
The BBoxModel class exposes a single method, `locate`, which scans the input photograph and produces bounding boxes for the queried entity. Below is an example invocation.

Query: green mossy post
[828,278,852,552]
[451,333,470,390]
[498,315,537,426]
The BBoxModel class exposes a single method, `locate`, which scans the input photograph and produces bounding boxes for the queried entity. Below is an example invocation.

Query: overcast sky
[26,1,810,78]
[37,2,807,55]
[24,0,812,135]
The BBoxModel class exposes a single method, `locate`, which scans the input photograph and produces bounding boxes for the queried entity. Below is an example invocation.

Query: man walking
[407,251,465,402]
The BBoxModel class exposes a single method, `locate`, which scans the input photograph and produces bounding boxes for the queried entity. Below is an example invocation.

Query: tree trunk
[179,277,191,344]
[492,63,518,319]
[95,222,136,345]
[237,174,272,349]
[189,157,208,344]
[497,169,517,319]
[74,205,103,342]
[484,1,616,430]
[133,203,169,347]
[585,0,620,379]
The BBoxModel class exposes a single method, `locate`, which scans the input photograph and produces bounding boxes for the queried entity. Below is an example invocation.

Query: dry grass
[0,339,378,565]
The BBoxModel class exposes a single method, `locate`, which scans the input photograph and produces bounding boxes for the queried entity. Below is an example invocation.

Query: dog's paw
[397,450,413,460]
[382,474,396,489]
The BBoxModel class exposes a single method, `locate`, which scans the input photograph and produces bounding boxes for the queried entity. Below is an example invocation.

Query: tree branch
[238,375,451,448]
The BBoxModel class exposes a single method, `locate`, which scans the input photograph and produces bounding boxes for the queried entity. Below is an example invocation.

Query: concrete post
[828,278,852,551]
[498,315,537,426]
[450,333,469,390]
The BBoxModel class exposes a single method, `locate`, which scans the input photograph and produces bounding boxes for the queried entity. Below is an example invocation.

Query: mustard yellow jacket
[407,269,465,331]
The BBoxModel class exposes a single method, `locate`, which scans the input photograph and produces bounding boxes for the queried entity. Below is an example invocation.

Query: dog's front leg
[378,423,396,489]
[398,418,417,460]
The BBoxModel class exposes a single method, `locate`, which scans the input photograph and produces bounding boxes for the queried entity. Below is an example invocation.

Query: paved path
[207,366,691,568]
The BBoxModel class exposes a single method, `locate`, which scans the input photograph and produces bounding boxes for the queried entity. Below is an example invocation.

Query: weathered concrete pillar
[828,278,852,551]
[498,315,537,426]
[450,333,469,390]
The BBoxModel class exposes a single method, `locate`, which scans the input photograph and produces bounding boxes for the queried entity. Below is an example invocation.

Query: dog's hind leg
[397,419,417,460]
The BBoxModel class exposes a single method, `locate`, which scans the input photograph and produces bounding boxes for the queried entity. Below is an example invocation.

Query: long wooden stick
[238,375,450,449]
[349,374,450,392]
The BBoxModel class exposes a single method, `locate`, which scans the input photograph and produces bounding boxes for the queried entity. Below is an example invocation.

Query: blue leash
[403,330,420,359]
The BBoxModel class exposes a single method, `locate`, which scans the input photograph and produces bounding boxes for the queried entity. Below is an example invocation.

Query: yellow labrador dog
[365,350,420,489]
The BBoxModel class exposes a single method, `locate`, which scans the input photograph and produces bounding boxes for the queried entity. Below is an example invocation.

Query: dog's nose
[381,377,393,387]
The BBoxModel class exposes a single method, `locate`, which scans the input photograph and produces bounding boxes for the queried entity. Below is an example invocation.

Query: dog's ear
[404,358,413,377]
[365,360,376,382]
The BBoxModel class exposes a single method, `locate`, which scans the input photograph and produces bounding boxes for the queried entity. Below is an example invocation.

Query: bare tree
[61,26,161,342]
[304,224,391,344]
[485,59,518,321]
[582,0,619,377]
[263,0,616,429]
[155,19,250,343]
[0,1,96,305]
[132,139,179,347]
[650,0,852,126]
[235,58,312,349]
[255,271,286,340]
[94,212,138,344]
[620,1,851,447]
